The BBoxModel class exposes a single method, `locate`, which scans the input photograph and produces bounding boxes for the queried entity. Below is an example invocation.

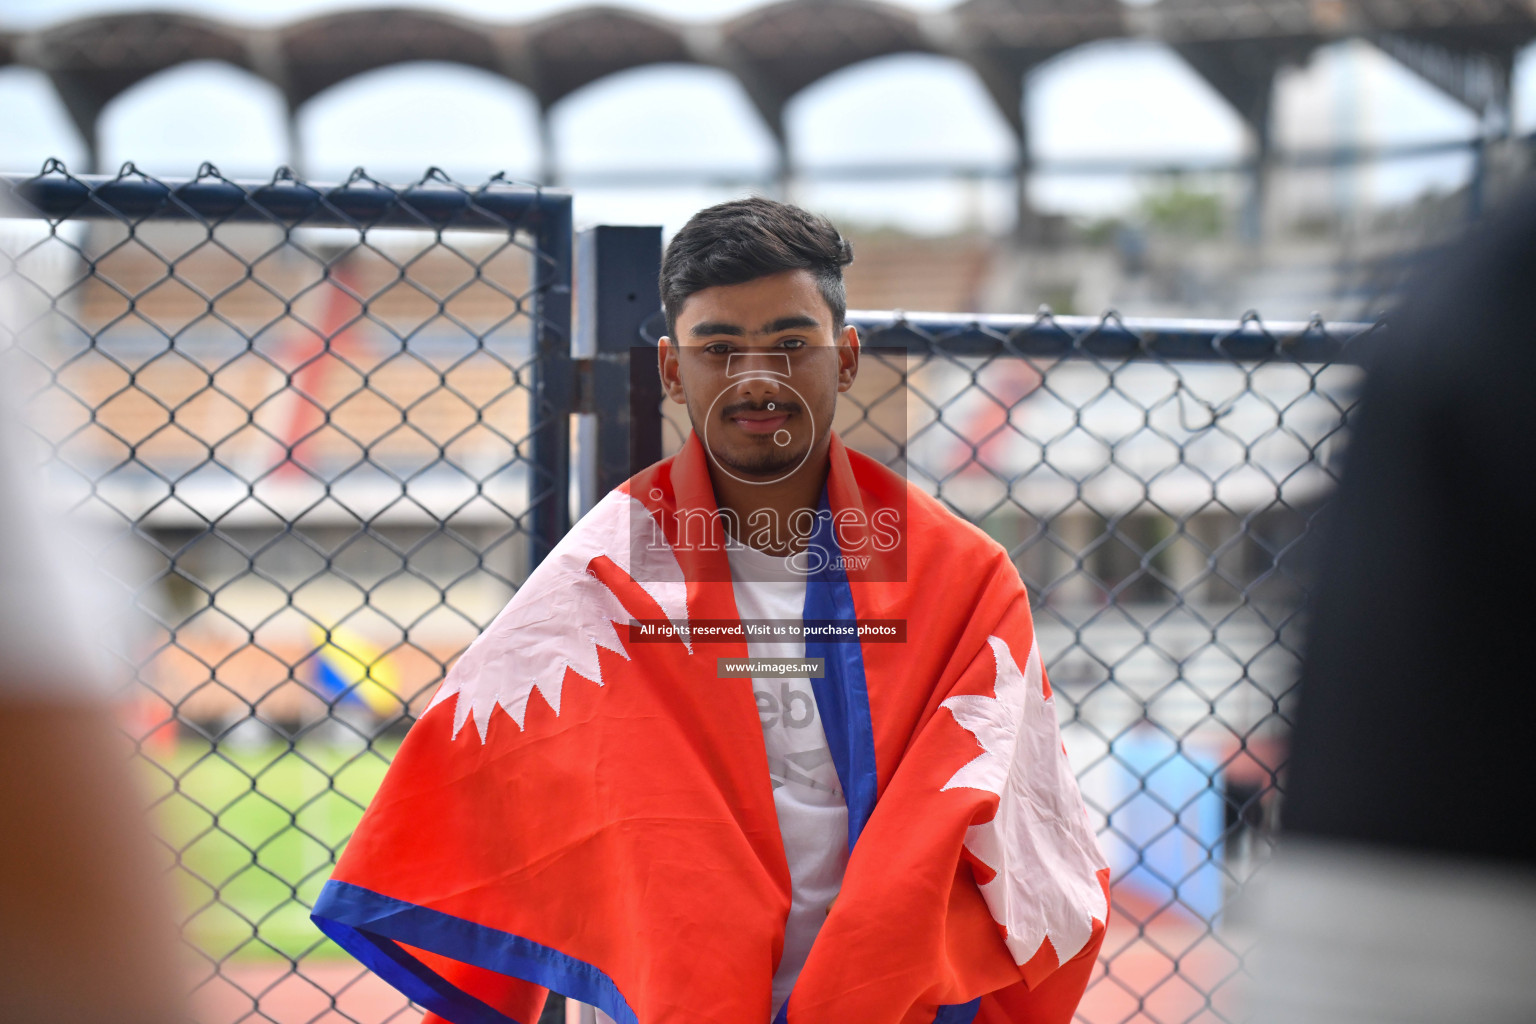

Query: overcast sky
[2,0,1530,234]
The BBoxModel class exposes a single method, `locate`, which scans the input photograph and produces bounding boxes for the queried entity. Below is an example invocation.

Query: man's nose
[731,372,783,405]
[725,350,792,380]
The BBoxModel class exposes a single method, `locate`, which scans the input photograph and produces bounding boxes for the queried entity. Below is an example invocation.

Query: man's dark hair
[660,197,854,339]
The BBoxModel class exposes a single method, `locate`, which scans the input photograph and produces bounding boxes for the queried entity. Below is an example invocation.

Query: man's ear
[658,336,688,405]
[836,324,860,393]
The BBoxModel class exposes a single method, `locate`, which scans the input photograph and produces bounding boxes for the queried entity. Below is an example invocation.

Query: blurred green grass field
[139,733,399,963]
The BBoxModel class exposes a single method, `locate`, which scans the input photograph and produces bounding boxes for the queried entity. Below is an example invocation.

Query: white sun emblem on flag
[426,489,691,742]
[941,635,1109,967]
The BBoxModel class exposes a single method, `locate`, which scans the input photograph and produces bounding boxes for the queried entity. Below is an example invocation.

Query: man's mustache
[721,399,803,419]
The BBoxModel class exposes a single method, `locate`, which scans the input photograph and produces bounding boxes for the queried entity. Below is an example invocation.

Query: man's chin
[710,443,809,480]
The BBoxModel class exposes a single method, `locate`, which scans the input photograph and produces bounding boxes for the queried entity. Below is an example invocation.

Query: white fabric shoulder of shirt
[0,403,111,701]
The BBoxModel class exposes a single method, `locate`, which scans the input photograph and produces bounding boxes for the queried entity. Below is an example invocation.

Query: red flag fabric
[312,431,1109,1024]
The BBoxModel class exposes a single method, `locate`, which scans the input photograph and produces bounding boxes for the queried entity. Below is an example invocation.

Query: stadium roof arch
[941,0,1127,137]
[276,8,508,110]
[14,12,253,162]
[3,0,1531,174]
[713,0,937,139]
[1148,0,1534,125]
[523,8,697,109]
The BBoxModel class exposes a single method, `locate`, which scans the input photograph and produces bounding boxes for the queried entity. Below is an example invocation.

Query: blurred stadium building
[3,0,1534,319]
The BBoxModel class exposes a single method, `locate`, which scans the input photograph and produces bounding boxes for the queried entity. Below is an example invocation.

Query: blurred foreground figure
[0,396,183,1023]
[1252,185,1536,1022]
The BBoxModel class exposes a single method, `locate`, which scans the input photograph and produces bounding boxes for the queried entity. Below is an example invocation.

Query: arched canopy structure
[297,62,542,183]
[949,0,1127,137]
[1358,0,1533,120]
[277,9,505,110]
[27,13,252,165]
[786,52,1018,168]
[1154,0,1536,128]
[98,60,290,177]
[1155,0,1325,143]
[718,0,936,137]
[6,0,1532,175]
[526,9,695,109]
[550,63,777,178]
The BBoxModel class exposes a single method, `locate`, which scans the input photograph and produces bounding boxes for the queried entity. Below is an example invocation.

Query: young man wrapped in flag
[313,198,1109,1024]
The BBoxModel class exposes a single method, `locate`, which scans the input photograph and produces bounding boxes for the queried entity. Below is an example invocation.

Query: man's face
[660,269,858,486]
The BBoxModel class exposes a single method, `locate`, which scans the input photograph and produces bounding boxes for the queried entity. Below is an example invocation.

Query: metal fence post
[530,193,575,565]
[575,225,664,506]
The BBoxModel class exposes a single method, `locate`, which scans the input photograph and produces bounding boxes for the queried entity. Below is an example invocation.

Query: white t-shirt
[725,537,849,1021]
[591,539,851,1024]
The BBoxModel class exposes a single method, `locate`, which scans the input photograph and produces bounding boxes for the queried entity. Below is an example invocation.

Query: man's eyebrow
[759,315,820,334]
[688,321,746,337]
[687,315,821,339]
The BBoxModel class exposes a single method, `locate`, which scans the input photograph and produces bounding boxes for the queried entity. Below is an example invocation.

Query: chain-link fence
[810,313,1372,1024]
[1,166,1379,1024]
[637,304,1379,1024]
